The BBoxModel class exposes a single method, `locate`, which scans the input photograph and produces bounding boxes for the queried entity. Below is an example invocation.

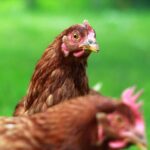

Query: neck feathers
[25,44,89,114]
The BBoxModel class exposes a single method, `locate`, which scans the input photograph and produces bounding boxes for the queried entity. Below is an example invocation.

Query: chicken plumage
[0,87,146,150]
[14,20,99,116]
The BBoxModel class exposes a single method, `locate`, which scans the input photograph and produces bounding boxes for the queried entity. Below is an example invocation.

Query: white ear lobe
[62,35,68,42]
[96,113,106,121]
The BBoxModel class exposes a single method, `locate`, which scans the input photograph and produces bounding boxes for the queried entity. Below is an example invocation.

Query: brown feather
[0,95,118,150]
[1,94,145,150]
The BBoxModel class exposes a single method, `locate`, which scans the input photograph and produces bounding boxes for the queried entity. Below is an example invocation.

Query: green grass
[0,10,149,149]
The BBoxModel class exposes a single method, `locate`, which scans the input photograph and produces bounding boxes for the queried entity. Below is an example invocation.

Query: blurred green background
[0,0,149,149]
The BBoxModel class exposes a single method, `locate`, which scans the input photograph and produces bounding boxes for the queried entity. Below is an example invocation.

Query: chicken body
[14,20,99,116]
[1,95,116,150]
[0,92,146,150]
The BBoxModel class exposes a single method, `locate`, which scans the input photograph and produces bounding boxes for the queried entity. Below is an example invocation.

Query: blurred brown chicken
[14,20,99,116]
[0,87,146,150]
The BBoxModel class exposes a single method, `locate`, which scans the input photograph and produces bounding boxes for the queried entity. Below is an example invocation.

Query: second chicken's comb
[121,86,145,133]
[121,86,143,111]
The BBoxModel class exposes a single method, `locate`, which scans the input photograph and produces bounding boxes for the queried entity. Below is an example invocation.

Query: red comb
[121,86,145,133]
[121,86,143,110]
[83,20,93,32]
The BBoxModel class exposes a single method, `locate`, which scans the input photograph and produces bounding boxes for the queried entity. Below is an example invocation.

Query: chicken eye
[73,33,79,39]
[72,31,80,41]
[116,116,123,123]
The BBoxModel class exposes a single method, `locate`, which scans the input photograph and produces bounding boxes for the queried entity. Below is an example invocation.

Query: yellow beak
[136,143,147,150]
[124,130,147,150]
[79,41,99,53]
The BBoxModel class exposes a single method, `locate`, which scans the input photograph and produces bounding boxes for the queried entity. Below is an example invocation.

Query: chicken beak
[122,130,147,150]
[136,143,147,150]
[134,135,147,150]
[79,40,99,53]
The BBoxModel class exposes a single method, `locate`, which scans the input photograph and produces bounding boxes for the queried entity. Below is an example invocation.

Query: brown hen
[14,20,99,116]
[0,87,146,150]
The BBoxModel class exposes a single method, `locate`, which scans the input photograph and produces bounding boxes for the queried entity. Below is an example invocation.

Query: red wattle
[73,50,85,57]
[109,140,127,149]
[61,43,69,57]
